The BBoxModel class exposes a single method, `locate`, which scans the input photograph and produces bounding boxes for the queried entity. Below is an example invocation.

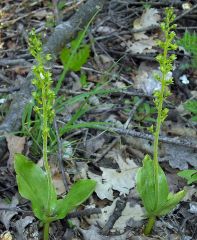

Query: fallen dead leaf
[88,149,138,200]
[88,171,114,200]
[160,143,197,170]
[0,231,13,240]
[79,225,131,240]
[124,38,156,54]
[52,173,66,195]
[133,8,160,40]
[6,135,26,169]
[87,198,145,232]
[15,216,35,240]
[0,196,18,229]
[183,186,197,201]
[163,121,197,138]
[96,26,116,34]
[133,61,161,95]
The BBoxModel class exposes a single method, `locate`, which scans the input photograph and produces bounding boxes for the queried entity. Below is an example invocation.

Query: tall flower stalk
[14,30,96,240]
[153,7,177,211]
[28,30,55,217]
[136,8,186,235]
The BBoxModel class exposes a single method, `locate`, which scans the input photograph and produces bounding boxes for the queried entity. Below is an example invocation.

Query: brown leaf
[0,231,13,240]
[6,135,26,169]
[52,173,66,195]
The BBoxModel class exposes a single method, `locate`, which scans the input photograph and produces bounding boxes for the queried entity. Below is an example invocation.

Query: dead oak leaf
[124,38,156,54]
[88,151,138,200]
[133,8,160,40]
[6,135,26,169]
[0,196,18,229]
[0,232,13,240]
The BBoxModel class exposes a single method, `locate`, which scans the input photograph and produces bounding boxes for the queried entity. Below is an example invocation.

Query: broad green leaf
[184,100,197,114]
[136,155,169,215]
[191,116,197,122]
[157,190,186,216]
[69,45,90,71]
[178,169,197,184]
[60,33,90,72]
[144,103,151,115]
[55,179,96,219]
[14,154,57,221]
[144,117,156,123]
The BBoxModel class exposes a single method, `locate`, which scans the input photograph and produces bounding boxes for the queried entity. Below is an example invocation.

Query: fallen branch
[102,126,197,150]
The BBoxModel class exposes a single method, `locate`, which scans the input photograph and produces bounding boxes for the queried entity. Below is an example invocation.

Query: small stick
[0,87,20,93]
[101,196,127,235]
[175,4,197,22]
[53,118,69,192]
[67,207,101,219]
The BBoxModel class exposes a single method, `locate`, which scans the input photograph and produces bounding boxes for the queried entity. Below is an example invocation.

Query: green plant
[20,27,92,157]
[177,31,197,69]
[130,96,157,123]
[184,99,197,122]
[55,27,91,94]
[14,30,96,240]
[21,13,107,157]
[178,170,197,184]
[136,8,186,235]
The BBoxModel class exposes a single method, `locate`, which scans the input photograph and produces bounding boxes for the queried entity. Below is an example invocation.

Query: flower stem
[144,216,156,235]
[153,35,169,210]
[42,83,52,216]
[43,222,50,240]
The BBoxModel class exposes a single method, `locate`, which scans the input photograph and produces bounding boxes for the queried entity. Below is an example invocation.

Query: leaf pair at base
[136,155,186,217]
[14,154,96,223]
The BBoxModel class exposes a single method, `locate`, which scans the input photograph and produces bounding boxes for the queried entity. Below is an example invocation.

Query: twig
[129,25,159,34]
[175,4,197,22]
[101,196,127,235]
[119,1,182,7]
[63,0,86,14]
[0,72,12,84]
[124,97,144,129]
[177,26,197,30]
[81,124,197,150]
[67,207,101,219]
[94,137,120,163]
[0,59,31,67]
[0,87,20,93]
[52,0,61,24]
[54,118,69,192]
[109,126,197,149]
[0,206,31,213]
[94,96,144,163]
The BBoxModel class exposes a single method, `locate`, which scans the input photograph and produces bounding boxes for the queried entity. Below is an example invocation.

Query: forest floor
[0,1,197,240]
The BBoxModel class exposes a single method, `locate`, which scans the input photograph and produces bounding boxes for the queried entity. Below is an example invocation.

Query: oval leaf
[55,179,96,219]
[136,155,169,215]
[157,190,186,216]
[14,154,57,221]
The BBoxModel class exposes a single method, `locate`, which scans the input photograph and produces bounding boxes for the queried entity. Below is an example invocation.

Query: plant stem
[153,39,168,209]
[144,216,156,236]
[43,222,50,240]
[42,82,52,216]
